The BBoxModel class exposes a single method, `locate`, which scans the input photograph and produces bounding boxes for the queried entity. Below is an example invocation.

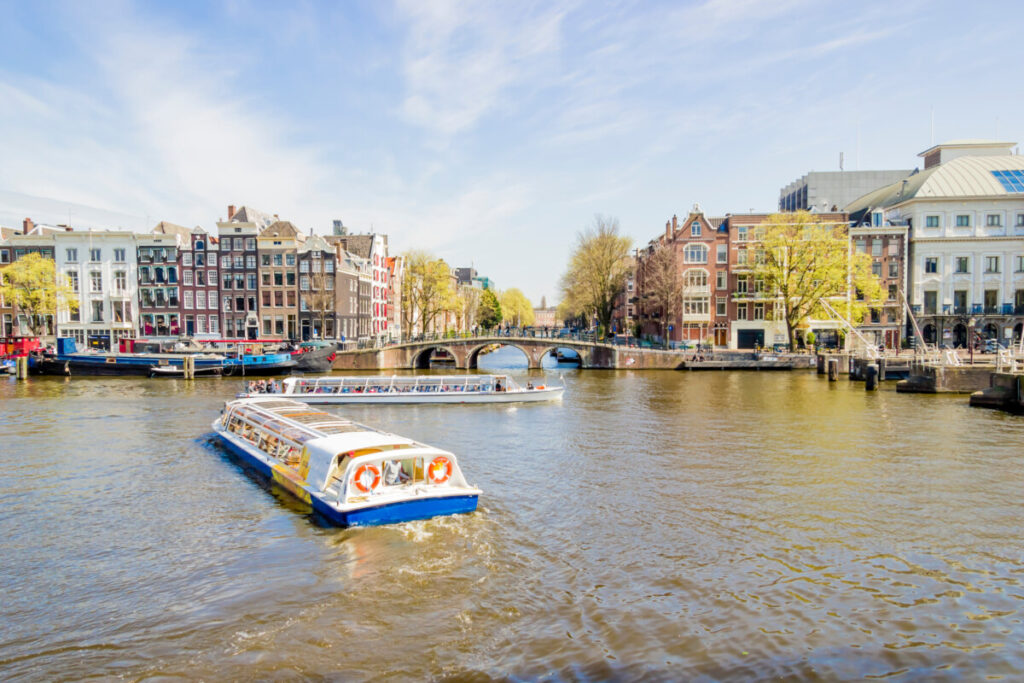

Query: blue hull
[216,433,478,528]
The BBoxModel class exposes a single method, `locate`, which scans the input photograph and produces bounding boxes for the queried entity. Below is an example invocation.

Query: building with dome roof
[846,140,1024,348]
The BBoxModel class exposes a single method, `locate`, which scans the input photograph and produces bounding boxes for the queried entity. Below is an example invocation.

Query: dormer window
[691,222,701,237]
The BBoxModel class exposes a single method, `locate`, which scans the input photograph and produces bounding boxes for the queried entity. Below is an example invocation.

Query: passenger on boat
[384,459,410,485]
[527,381,533,390]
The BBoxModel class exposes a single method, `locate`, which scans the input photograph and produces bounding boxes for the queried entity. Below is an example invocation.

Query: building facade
[258,220,303,339]
[298,234,336,340]
[55,230,138,348]
[846,140,1024,347]
[217,208,262,339]
[780,170,912,213]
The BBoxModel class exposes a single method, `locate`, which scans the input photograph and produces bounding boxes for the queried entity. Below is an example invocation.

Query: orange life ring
[536,385,545,390]
[353,463,381,493]
[428,456,452,484]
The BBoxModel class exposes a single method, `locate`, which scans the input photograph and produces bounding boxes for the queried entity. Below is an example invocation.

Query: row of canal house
[631,140,1024,350]
[0,206,395,348]
[632,208,891,350]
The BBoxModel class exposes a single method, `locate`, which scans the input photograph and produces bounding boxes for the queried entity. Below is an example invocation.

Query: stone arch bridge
[331,336,621,370]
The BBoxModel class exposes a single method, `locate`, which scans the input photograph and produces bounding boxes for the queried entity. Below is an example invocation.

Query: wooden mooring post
[15,356,29,380]
[865,363,879,391]
[827,358,839,381]
[183,356,195,380]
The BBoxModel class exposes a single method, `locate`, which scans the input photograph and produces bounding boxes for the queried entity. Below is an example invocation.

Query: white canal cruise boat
[213,396,481,526]
[242,374,564,404]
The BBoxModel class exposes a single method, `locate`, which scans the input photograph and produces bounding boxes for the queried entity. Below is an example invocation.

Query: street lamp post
[969,316,976,365]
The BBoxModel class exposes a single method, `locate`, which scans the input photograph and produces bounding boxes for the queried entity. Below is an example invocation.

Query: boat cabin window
[382,458,423,486]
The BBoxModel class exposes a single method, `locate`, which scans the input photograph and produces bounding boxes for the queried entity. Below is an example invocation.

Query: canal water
[1,347,1022,680]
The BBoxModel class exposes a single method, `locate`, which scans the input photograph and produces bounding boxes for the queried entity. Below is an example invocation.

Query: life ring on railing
[536,385,545,390]
[353,464,381,493]
[427,456,452,484]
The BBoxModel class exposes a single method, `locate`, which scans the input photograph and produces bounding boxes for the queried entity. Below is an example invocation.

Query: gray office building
[779,170,911,213]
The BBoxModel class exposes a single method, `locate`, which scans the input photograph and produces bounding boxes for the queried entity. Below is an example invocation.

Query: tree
[455,285,481,333]
[641,242,681,345]
[753,211,883,351]
[0,253,77,336]
[478,288,502,329]
[307,271,335,339]
[559,215,633,338]
[401,250,454,337]
[499,288,535,328]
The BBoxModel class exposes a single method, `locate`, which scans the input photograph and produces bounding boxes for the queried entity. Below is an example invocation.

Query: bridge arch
[466,342,536,369]
[411,345,464,369]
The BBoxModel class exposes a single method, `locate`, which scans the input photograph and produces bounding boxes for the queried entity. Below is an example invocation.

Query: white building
[847,140,1024,347]
[54,230,139,348]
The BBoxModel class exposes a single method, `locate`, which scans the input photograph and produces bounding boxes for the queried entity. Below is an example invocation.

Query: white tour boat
[241,374,565,404]
[213,396,481,526]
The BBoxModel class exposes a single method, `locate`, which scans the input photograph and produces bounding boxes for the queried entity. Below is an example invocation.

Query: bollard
[865,363,879,391]
[16,356,28,380]
[878,358,886,382]
[817,354,826,375]
[827,358,838,381]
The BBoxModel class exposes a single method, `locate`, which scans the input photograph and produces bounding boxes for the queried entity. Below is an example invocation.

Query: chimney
[665,220,671,240]
[227,205,236,220]
[22,217,34,235]
[672,214,678,231]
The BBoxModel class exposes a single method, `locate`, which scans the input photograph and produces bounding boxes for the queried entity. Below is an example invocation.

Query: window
[273,253,283,266]
[235,296,245,311]
[286,291,296,307]
[195,240,205,251]
[855,239,867,253]
[87,248,101,262]
[300,260,310,273]
[716,271,726,289]
[114,248,125,262]
[261,254,271,266]
[262,291,271,307]
[887,284,897,301]
[0,250,8,264]
[736,249,748,266]
[991,169,1024,193]
[233,256,244,269]
[872,212,883,227]
[754,277,764,293]
[985,256,1000,273]
[223,296,232,312]
[90,271,102,292]
[184,291,194,309]
[955,215,970,228]
[247,274,257,290]
[66,271,79,292]
[235,274,244,290]
[274,272,283,286]
[1017,213,1024,227]
[736,274,748,294]
[1017,255,1024,273]
[234,238,244,251]
[736,303,748,320]
[184,270,193,286]
[924,257,938,274]
[208,269,216,284]
[716,297,727,316]
[325,259,334,273]
[300,276,310,291]
[986,214,1002,227]
[196,270,205,286]
[286,272,296,286]
[924,291,937,315]
[208,292,217,309]
[246,255,256,269]
[925,215,940,228]
[888,261,899,278]
[91,300,104,322]
[274,291,284,307]
[195,253,204,267]
[209,315,218,334]
[66,248,78,262]
[114,271,126,292]
[182,252,193,267]
[245,238,256,250]
[683,244,707,264]
[984,289,998,312]
[953,290,967,314]
[753,303,765,320]
[737,226,748,242]
[197,315,206,333]
[955,256,969,274]
[285,253,296,266]
[326,277,334,291]
[221,255,231,269]
[870,241,882,257]
[690,221,701,237]
[872,261,882,277]
[261,272,271,286]
[684,270,708,288]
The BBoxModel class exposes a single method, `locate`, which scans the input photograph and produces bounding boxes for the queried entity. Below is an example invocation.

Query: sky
[2,0,1023,305]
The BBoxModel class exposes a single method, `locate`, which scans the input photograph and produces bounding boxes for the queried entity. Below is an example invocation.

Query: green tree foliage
[499,288,535,328]
[753,211,883,351]
[559,215,633,337]
[0,253,77,335]
[478,288,502,329]
[401,250,454,336]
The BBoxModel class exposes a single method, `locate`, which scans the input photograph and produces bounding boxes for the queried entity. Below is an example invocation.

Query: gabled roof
[151,221,192,237]
[0,226,17,241]
[299,233,331,253]
[230,206,275,229]
[260,220,306,241]
[325,234,374,259]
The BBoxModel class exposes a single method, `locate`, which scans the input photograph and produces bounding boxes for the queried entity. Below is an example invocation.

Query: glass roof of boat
[228,398,386,440]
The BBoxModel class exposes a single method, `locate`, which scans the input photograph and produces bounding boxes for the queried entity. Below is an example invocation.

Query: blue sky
[2,0,1022,304]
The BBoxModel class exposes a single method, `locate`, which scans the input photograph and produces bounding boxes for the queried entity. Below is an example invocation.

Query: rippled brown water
[2,348,1023,681]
